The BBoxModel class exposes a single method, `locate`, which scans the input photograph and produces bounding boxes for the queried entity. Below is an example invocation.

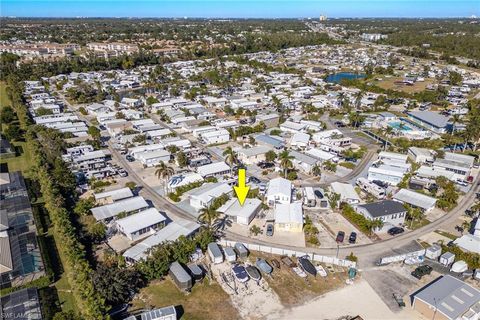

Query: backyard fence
[218,239,357,268]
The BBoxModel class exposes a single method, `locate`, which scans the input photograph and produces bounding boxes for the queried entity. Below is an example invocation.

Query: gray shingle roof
[358,200,406,218]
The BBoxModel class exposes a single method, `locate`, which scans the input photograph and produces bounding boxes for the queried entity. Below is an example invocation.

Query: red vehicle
[467,176,474,183]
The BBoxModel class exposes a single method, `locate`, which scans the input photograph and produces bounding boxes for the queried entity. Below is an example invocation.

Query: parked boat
[245,265,261,281]
[256,258,273,275]
[292,267,307,278]
[315,265,327,277]
[232,264,249,283]
[299,256,317,277]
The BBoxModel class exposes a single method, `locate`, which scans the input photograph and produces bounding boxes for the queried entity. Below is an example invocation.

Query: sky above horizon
[1,0,479,18]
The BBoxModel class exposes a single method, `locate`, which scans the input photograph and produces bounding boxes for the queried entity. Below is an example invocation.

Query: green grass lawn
[131,278,238,320]
[54,276,77,313]
[0,140,34,175]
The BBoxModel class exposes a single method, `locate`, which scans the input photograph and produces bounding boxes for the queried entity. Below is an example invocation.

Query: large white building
[115,208,167,241]
[188,182,232,211]
[200,129,230,145]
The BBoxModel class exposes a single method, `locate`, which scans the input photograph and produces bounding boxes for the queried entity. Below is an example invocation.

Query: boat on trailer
[232,264,249,283]
[299,256,317,277]
[315,265,328,277]
[292,267,307,278]
[256,258,273,275]
[245,265,261,282]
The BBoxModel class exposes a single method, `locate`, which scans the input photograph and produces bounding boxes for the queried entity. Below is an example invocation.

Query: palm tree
[406,205,423,229]
[461,220,471,234]
[312,164,322,178]
[223,146,238,173]
[382,126,394,150]
[450,114,461,152]
[155,161,174,193]
[354,90,364,110]
[198,204,220,227]
[278,150,294,177]
[368,219,384,235]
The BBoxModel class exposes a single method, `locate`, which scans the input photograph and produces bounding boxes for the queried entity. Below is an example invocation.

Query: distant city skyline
[1,0,479,18]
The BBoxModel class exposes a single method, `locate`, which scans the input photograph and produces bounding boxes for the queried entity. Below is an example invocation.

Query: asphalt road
[61,95,480,268]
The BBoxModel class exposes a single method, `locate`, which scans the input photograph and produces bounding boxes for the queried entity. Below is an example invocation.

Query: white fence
[378,248,426,265]
[218,239,357,268]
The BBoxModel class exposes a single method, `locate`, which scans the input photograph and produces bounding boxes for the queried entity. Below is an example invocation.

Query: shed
[187,263,204,281]
[425,245,442,260]
[169,261,193,291]
[440,252,455,266]
[207,242,223,264]
[234,243,249,258]
[224,247,237,263]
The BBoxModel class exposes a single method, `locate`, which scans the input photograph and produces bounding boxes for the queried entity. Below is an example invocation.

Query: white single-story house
[368,164,408,186]
[200,129,230,145]
[408,147,435,164]
[289,132,311,148]
[393,188,437,212]
[330,182,361,204]
[266,177,292,206]
[123,219,200,263]
[280,120,306,133]
[167,173,204,191]
[135,149,171,167]
[115,208,167,241]
[237,146,272,165]
[289,150,320,174]
[188,182,232,211]
[218,198,262,226]
[305,148,337,163]
[274,202,303,232]
[196,162,230,178]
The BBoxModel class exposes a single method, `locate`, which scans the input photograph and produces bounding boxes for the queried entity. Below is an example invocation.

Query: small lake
[325,72,366,84]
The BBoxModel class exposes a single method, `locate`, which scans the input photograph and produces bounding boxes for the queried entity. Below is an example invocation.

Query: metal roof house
[196,162,230,178]
[407,111,450,134]
[115,208,167,241]
[91,196,149,221]
[123,219,200,263]
[393,189,437,212]
[274,202,304,233]
[169,261,193,291]
[94,187,133,204]
[254,134,285,149]
[124,305,177,320]
[355,200,407,233]
[412,275,480,320]
[266,177,292,206]
[331,182,361,204]
[207,242,223,264]
[188,182,232,211]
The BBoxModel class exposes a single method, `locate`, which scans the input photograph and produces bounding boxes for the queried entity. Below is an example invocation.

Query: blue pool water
[388,122,412,131]
[325,72,366,84]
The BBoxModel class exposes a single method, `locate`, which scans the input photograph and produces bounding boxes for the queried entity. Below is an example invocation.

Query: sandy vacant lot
[267,279,423,320]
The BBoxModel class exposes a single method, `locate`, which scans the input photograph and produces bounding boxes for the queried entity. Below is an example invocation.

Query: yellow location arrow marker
[234,168,250,206]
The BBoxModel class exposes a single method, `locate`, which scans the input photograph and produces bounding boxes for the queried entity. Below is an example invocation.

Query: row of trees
[5,78,108,319]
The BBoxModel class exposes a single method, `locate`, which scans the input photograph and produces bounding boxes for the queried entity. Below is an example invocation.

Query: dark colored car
[411,265,433,279]
[314,190,324,199]
[388,227,405,236]
[348,232,357,244]
[266,224,274,237]
[126,155,135,162]
[258,162,274,169]
[336,231,345,243]
[248,176,262,184]
[335,121,346,127]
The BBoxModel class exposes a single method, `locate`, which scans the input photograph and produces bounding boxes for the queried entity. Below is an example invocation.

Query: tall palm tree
[223,146,238,173]
[382,126,394,150]
[198,204,220,227]
[155,161,174,193]
[450,114,461,152]
[354,90,364,110]
[368,219,384,235]
[278,150,294,177]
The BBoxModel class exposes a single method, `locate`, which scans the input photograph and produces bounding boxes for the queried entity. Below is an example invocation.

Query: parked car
[258,162,274,169]
[411,265,433,279]
[335,121,345,128]
[248,176,262,184]
[118,169,128,177]
[348,232,357,244]
[266,224,274,236]
[336,231,345,243]
[388,227,404,236]
[126,155,135,162]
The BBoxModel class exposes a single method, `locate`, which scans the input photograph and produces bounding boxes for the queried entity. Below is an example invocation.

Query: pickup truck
[411,265,433,279]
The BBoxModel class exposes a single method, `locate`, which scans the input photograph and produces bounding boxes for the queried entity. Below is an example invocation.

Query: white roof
[116,208,166,235]
[238,146,271,157]
[416,165,457,180]
[218,198,261,219]
[94,187,133,202]
[189,182,232,203]
[378,151,408,162]
[91,196,149,221]
[290,132,310,145]
[266,178,291,198]
[331,182,360,202]
[274,202,303,224]
[393,189,437,210]
[136,149,170,160]
[123,219,200,261]
[168,172,204,189]
[201,129,230,138]
[305,148,336,161]
[369,165,408,177]
[197,162,230,177]
[453,234,480,254]
[444,152,475,167]
[281,120,306,131]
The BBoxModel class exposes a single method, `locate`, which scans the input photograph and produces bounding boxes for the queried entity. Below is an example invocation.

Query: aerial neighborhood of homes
[4,40,480,320]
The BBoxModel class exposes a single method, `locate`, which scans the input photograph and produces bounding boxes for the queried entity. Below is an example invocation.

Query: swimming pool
[388,121,413,131]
